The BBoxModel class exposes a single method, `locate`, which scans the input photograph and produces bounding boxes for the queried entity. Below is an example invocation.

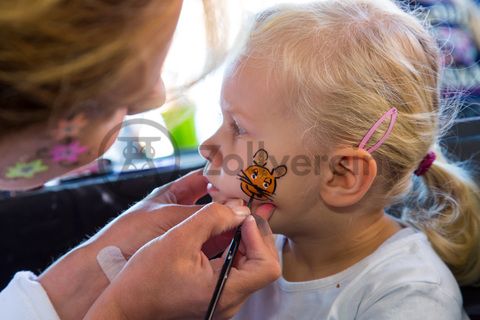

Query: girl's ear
[319,147,377,207]
[272,165,287,178]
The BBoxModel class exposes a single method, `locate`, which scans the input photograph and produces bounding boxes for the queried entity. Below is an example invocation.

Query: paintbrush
[205,196,254,320]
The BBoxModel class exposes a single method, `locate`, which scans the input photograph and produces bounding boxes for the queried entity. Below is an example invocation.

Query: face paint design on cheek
[237,148,287,202]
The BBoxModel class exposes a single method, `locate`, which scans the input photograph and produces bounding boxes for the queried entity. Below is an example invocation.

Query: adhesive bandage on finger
[96,246,127,282]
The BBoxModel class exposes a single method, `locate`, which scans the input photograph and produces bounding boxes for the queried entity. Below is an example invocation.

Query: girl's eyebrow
[230,107,248,118]
[221,100,250,121]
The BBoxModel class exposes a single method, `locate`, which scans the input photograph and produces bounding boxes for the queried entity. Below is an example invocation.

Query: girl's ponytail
[402,146,480,286]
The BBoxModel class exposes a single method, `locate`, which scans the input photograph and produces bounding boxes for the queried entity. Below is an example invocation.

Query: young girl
[200,0,480,318]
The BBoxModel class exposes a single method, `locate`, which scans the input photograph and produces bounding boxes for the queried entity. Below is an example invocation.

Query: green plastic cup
[161,99,198,150]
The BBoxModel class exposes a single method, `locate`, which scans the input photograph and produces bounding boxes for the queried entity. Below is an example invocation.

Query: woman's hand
[84,169,211,261]
[38,170,213,320]
[39,169,279,320]
[84,200,281,320]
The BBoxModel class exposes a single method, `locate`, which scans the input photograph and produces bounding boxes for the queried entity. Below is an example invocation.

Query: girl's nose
[199,140,222,167]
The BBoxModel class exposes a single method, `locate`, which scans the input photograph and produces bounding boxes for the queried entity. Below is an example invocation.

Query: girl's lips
[205,182,276,221]
[207,182,220,194]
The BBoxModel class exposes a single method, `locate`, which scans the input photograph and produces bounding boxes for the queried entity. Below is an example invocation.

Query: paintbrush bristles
[247,197,254,210]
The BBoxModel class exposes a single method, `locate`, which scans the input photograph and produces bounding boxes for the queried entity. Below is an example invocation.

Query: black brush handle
[205,197,253,320]
[205,227,241,320]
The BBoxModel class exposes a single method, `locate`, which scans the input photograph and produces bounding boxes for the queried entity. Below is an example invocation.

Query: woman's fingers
[251,214,278,256]
[208,216,280,318]
[226,216,280,294]
[144,169,208,205]
[89,198,278,320]
[203,209,275,263]
[149,204,205,233]
[167,169,208,204]
[254,203,276,221]
[240,215,277,262]
[170,202,250,252]
[202,228,235,259]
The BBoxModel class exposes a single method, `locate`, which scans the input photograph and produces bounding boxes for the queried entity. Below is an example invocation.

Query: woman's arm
[38,245,109,320]
[37,170,210,319]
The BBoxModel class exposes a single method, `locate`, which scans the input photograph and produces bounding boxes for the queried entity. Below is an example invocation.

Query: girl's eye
[263,182,269,189]
[231,119,247,136]
[251,173,257,179]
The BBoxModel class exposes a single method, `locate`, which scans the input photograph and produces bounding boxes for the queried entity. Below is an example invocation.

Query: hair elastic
[414,151,436,176]
[358,107,398,153]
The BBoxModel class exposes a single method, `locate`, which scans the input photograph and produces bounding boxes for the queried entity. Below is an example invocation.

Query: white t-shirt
[0,271,60,320]
[233,227,469,320]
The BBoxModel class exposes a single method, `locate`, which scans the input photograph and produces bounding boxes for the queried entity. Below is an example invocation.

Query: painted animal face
[237,149,287,201]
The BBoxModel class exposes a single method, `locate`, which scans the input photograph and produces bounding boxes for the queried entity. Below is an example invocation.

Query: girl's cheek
[211,182,246,204]
[211,169,250,203]
[220,172,244,196]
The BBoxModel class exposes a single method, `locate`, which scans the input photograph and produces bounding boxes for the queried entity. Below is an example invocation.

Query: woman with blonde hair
[0,1,280,319]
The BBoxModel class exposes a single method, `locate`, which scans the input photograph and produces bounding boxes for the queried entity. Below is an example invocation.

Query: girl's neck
[281,211,402,282]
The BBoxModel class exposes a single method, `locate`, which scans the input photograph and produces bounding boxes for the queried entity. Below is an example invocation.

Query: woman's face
[0,1,183,191]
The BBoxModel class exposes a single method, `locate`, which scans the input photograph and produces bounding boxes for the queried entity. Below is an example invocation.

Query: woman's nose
[127,77,167,115]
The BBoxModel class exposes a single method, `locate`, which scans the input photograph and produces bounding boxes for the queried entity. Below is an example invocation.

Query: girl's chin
[207,183,246,204]
[208,190,249,205]
[207,184,278,221]
[209,192,242,204]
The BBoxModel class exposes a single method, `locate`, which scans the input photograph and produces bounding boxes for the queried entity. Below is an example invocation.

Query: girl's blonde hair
[0,0,225,134]
[244,0,480,286]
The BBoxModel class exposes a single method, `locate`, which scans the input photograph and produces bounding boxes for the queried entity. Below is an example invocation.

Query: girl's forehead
[221,59,285,119]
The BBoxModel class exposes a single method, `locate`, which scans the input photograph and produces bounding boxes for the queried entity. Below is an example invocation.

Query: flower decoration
[51,141,88,164]
[53,113,87,141]
[5,160,49,179]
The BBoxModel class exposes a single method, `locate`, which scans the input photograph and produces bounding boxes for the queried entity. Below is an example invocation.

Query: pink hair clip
[358,107,398,153]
